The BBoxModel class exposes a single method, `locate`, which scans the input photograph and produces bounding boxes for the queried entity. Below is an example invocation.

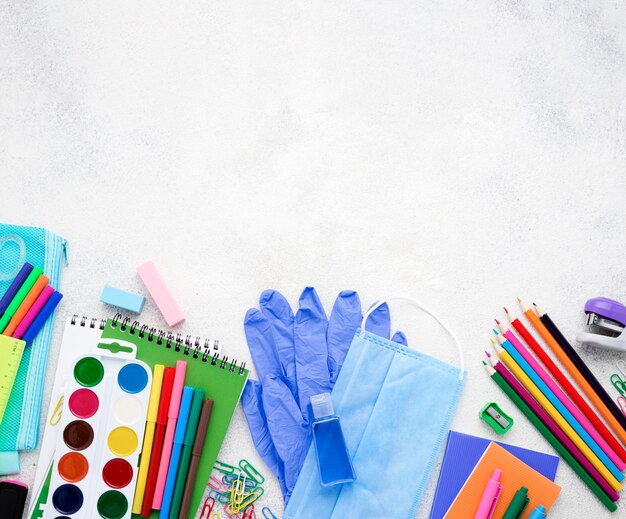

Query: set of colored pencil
[0,262,63,341]
[483,299,626,513]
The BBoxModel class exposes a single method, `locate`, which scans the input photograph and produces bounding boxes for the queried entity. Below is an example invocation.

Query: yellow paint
[108,426,138,457]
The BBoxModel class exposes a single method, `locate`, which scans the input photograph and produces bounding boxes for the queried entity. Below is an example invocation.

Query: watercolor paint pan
[44,353,152,519]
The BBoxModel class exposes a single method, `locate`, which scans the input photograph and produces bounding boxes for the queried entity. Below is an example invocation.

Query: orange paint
[58,452,89,483]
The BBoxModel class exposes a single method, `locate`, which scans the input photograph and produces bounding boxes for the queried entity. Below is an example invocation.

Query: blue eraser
[0,451,20,475]
[100,285,145,313]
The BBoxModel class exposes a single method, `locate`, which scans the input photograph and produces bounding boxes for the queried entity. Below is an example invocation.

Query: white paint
[2,1,626,517]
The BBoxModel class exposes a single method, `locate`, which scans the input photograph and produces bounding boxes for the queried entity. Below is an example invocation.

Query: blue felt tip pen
[528,504,548,519]
[159,386,194,518]
[21,290,62,344]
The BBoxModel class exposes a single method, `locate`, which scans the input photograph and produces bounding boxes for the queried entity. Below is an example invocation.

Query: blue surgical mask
[284,298,466,519]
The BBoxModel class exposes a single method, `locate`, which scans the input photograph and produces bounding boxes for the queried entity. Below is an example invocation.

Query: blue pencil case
[0,223,67,472]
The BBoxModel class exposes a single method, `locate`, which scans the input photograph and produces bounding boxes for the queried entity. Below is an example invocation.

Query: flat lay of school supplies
[3,215,626,519]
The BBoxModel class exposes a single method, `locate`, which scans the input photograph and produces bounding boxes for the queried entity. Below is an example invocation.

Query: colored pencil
[132,364,165,514]
[142,367,176,517]
[495,332,623,479]
[0,263,33,316]
[493,342,622,491]
[536,303,626,436]
[518,298,626,446]
[484,359,618,510]
[496,322,625,471]
[505,307,626,464]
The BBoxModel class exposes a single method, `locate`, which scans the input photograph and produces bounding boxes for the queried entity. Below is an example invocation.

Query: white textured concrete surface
[2,1,626,517]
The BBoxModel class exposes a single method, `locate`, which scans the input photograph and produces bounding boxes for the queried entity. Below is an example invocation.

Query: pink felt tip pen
[152,360,187,508]
[474,468,502,519]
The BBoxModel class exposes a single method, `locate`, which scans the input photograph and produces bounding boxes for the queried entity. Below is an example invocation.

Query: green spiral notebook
[101,316,249,519]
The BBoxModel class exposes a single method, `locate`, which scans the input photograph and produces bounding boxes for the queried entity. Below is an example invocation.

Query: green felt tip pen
[168,387,205,519]
[0,266,43,333]
[502,486,529,519]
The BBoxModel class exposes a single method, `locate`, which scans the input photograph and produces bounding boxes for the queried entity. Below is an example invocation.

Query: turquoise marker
[528,504,547,519]
[159,386,194,518]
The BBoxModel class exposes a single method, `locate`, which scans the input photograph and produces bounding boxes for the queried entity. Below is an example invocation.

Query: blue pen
[159,386,194,518]
[22,291,63,344]
[0,263,33,317]
[496,335,623,481]
[528,504,547,519]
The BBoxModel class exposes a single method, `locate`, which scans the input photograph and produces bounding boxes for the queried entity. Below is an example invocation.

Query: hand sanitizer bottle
[310,392,356,487]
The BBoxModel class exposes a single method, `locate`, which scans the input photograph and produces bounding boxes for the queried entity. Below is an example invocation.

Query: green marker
[168,387,205,519]
[0,266,43,333]
[502,486,529,519]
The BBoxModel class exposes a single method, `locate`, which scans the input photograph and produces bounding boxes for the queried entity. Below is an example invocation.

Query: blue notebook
[429,431,560,519]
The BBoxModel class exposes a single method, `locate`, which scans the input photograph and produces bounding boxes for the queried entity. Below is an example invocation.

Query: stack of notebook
[430,431,561,519]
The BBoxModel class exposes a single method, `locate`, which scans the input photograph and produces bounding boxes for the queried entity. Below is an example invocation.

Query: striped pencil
[535,303,626,436]
[484,358,618,511]
[504,306,626,464]
[518,298,626,446]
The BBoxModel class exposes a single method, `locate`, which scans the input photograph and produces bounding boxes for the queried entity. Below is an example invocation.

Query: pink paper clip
[200,497,216,519]
[210,475,229,492]
[618,396,626,417]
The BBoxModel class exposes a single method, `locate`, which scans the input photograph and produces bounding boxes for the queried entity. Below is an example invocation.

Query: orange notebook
[444,442,561,518]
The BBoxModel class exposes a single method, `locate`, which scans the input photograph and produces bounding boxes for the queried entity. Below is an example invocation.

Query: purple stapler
[577,297,626,352]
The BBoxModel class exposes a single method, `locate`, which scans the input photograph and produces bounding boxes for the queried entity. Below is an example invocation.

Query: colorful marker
[12,285,54,340]
[142,367,176,517]
[0,263,33,316]
[21,290,63,344]
[152,360,187,508]
[3,274,49,337]
[178,398,214,519]
[474,468,502,519]
[159,386,194,518]
[132,364,165,514]
[0,266,43,333]
[168,387,205,519]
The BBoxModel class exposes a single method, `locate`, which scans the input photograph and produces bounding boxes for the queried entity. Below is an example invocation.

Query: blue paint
[52,484,83,515]
[117,363,148,394]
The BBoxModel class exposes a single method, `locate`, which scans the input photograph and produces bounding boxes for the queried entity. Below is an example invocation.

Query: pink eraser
[137,261,185,327]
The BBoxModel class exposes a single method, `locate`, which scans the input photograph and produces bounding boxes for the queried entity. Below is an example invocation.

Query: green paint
[97,490,128,519]
[73,357,104,387]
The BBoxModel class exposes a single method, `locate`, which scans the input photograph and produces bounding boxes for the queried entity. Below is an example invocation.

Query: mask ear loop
[360,297,465,381]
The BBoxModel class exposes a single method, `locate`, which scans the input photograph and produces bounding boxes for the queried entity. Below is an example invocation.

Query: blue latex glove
[241,287,407,503]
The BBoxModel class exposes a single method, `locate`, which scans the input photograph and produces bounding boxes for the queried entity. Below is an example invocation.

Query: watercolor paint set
[43,353,153,519]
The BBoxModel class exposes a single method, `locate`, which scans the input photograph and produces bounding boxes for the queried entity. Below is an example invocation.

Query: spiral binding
[70,314,107,330]
[109,313,246,376]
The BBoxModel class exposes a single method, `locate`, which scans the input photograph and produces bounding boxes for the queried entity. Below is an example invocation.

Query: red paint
[68,389,99,419]
[102,458,133,489]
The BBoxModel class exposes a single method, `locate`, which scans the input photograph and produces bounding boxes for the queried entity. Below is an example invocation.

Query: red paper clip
[199,497,215,519]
